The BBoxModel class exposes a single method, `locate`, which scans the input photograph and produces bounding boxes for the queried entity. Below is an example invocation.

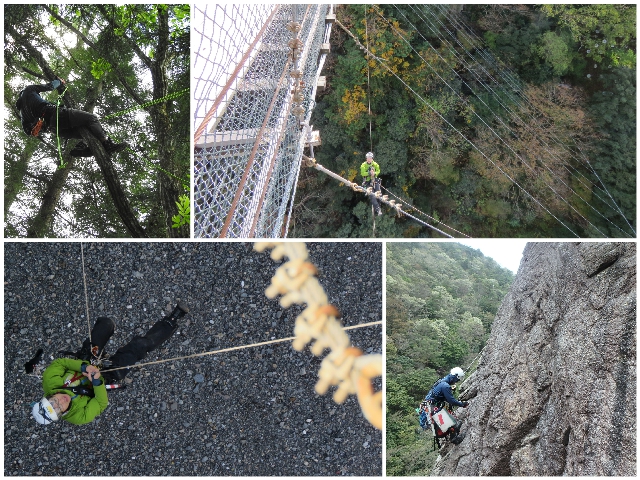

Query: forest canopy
[290,4,635,239]
[386,242,515,475]
[4,4,190,238]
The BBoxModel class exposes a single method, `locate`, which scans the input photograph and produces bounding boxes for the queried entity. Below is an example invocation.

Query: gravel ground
[4,242,382,476]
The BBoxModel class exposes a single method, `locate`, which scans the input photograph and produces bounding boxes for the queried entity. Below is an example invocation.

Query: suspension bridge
[193,4,634,239]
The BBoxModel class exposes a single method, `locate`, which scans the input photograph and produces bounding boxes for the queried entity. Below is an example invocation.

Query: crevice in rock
[586,256,619,278]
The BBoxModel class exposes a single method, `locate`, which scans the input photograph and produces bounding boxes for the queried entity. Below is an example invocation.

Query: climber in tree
[360,151,382,216]
[15,77,126,157]
[30,302,189,426]
[423,367,468,444]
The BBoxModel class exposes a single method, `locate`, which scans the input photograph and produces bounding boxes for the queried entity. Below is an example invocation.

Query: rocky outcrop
[433,243,636,476]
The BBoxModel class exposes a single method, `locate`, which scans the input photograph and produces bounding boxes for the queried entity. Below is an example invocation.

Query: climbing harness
[30,118,45,137]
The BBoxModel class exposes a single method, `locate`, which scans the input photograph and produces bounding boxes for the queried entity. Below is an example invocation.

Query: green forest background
[386,242,515,475]
[4,5,190,238]
[290,5,635,238]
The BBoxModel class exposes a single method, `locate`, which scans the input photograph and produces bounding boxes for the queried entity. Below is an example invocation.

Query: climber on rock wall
[423,367,469,445]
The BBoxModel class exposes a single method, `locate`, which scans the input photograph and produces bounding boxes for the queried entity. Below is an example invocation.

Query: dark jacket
[424,373,465,407]
[15,80,62,136]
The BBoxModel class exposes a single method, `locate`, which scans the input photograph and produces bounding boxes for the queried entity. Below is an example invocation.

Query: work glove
[52,77,66,92]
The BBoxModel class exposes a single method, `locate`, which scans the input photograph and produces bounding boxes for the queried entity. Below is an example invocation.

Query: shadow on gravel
[4,242,382,476]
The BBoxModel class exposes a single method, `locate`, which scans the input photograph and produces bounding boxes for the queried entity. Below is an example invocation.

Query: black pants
[47,108,107,141]
[363,179,381,211]
[80,316,177,382]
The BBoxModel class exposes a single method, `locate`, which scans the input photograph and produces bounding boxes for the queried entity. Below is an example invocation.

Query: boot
[166,301,190,328]
[451,432,465,445]
[69,141,93,157]
[102,137,128,154]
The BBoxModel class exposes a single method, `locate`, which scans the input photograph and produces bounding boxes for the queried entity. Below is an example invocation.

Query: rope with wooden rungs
[254,242,382,430]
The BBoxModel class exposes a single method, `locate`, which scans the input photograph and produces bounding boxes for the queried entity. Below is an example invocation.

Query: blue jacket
[425,373,465,407]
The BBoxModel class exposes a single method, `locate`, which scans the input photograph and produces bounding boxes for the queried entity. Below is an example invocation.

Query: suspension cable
[380,184,471,238]
[426,4,634,234]
[335,18,580,237]
[374,7,609,237]
[413,5,633,236]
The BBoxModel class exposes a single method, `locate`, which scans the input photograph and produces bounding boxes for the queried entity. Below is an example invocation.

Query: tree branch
[95,5,153,68]
[42,5,146,106]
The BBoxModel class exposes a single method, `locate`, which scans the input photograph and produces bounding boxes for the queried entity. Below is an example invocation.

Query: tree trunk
[78,130,148,237]
[26,157,75,237]
[4,141,37,218]
[151,6,187,238]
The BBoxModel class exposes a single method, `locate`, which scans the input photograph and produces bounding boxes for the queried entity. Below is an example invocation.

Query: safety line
[103,88,189,120]
[80,243,92,345]
[365,5,373,152]
[335,18,579,237]
[100,321,382,373]
[306,157,456,237]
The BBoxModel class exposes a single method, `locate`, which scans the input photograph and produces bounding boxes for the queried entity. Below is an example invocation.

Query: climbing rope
[55,85,68,169]
[254,242,382,430]
[380,184,471,238]
[99,322,381,374]
[80,243,91,346]
[102,88,189,120]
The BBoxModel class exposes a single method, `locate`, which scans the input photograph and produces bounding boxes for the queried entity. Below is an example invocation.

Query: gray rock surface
[4,242,382,476]
[433,242,636,476]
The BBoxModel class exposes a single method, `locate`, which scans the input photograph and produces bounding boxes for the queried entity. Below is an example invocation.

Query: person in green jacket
[360,152,382,215]
[32,358,108,425]
[31,302,189,425]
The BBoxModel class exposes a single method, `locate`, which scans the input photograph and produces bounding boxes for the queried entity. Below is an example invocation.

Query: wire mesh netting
[194,4,331,238]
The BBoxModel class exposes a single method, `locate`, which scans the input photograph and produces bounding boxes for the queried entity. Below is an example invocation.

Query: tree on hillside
[4,4,190,238]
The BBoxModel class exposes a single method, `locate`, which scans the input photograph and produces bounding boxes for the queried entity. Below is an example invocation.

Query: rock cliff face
[433,242,636,476]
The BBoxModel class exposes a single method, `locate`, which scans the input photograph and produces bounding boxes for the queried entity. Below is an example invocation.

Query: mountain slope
[433,242,636,475]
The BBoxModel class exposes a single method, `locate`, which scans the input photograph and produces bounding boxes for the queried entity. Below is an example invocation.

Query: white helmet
[366,152,374,158]
[32,397,59,425]
[450,367,465,380]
